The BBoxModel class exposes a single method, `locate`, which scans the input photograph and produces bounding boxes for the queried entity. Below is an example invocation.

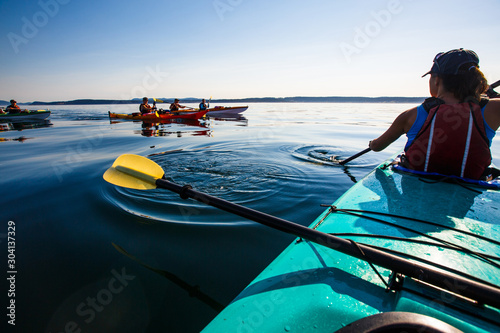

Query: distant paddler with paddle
[139,97,156,115]
[365,48,500,180]
[169,98,196,113]
[199,99,208,111]
[169,98,185,113]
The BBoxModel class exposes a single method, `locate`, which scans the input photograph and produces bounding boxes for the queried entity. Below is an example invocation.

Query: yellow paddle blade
[153,97,164,103]
[103,154,164,190]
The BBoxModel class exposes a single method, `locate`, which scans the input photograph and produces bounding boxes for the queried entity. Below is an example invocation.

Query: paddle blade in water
[103,154,164,190]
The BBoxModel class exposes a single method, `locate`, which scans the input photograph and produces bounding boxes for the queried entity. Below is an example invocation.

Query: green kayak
[0,110,50,122]
[202,158,500,332]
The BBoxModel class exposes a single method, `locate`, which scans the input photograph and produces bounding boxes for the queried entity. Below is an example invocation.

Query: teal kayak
[0,110,50,122]
[202,157,500,332]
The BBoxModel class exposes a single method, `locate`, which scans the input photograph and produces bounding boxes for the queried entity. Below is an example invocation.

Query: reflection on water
[109,115,248,137]
[0,119,52,132]
[206,115,248,125]
[0,135,33,142]
[138,119,212,137]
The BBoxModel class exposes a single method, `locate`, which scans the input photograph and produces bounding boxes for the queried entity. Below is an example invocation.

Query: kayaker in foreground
[139,97,156,115]
[369,48,500,180]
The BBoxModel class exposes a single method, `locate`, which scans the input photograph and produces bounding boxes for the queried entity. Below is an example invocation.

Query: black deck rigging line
[399,285,500,328]
[348,239,389,288]
[332,233,500,262]
[357,242,500,290]
[331,208,500,270]
[328,207,500,247]
[312,205,336,229]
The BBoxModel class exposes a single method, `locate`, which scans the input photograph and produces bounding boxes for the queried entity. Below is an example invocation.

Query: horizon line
[2,95,426,105]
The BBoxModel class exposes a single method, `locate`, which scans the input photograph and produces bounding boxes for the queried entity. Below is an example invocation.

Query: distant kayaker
[369,48,500,180]
[6,99,21,114]
[199,99,208,110]
[170,99,186,112]
[139,97,155,114]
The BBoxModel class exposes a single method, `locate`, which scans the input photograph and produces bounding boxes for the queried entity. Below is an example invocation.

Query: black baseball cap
[422,48,479,77]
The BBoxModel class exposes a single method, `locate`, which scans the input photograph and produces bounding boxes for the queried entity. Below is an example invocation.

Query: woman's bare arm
[369,107,417,152]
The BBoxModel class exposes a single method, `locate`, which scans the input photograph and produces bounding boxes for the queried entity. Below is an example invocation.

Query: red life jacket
[404,99,491,180]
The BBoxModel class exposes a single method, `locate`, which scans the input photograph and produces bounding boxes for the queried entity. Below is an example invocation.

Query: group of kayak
[108,99,248,121]
[1,97,248,124]
[108,106,248,121]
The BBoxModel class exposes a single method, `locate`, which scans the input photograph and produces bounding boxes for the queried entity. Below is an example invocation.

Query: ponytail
[439,63,489,102]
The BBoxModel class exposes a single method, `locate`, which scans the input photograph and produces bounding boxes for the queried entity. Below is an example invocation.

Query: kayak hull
[202,158,500,332]
[0,110,50,122]
[108,110,208,121]
[172,106,248,116]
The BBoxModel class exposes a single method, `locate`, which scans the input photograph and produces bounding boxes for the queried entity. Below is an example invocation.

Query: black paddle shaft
[339,148,371,165]
[155,177,500,309]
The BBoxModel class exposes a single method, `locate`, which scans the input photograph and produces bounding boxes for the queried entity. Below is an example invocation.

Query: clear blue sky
[1,0,499,102]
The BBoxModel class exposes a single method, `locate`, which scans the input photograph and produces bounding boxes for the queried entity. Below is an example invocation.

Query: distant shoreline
[1,96,426,106]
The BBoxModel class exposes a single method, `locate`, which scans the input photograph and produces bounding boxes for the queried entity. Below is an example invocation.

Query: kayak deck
[202,159,500,332]
[108,110,208,120]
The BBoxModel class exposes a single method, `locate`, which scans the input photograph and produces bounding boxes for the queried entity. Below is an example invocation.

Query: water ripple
[104,142,310,225]
[291,145,378,167]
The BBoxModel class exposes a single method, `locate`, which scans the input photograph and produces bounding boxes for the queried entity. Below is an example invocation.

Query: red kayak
[108,110,208,120]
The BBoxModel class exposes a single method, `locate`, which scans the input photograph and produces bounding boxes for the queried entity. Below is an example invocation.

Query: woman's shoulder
[483,98,500,131]
[398,106,419,122]
[484,98,500,112]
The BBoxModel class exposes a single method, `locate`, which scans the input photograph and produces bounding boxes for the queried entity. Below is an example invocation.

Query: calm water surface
[1,103,499,332]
